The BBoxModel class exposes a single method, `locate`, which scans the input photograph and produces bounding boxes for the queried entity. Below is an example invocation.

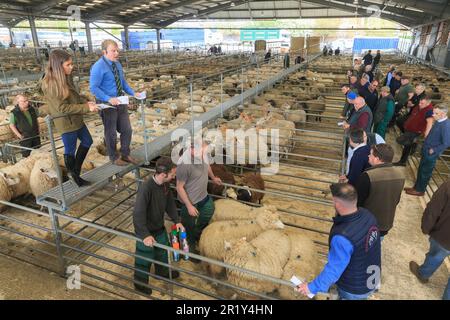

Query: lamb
[210,198,256,222]
[0,159,33,198]
[278,229,321,300]
[29,159,59,197]
[0,174,13,211]
[198,206,284,276]
[236,172,265,204]
[305,97,326,122]
[223,229,291,296]
[285,106,307,125]
[208,164,236,198]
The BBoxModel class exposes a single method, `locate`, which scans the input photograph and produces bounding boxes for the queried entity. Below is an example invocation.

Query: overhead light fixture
[230,2,235,6]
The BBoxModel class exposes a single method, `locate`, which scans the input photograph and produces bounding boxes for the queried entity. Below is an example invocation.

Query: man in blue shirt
[90,39,142,166]
[296,183,381,300]
[405,104,450,196]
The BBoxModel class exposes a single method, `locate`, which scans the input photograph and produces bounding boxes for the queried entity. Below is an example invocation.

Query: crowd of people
[8,44,449,300]
[295,51,450,300]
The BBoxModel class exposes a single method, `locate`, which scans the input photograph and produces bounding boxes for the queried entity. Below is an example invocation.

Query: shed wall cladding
[352,38,399,53]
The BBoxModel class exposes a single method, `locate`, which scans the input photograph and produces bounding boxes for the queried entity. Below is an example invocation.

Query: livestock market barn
[0,0,449,307]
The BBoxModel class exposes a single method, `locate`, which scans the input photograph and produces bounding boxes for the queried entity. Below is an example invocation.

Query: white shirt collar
[352,143,367,151]
[437,117,448,123]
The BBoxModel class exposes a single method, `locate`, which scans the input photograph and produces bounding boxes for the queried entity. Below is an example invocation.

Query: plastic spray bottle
[170,225,180,262]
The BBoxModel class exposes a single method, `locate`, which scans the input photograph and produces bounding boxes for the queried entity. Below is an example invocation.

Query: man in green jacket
[9,94,41,157]
[373,86,395,139]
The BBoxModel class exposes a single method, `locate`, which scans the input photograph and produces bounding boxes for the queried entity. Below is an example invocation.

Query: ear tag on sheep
[44,170,59,179]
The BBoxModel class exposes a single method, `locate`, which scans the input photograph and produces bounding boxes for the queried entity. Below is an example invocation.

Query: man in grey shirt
[176,142,222,257]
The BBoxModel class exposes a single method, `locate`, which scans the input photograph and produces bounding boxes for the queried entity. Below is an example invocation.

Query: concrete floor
[0,130,448,300]
[0,254,115,300]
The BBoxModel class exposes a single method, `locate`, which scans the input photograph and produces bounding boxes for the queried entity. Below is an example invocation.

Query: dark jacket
[342,88,359,119]
[356,164,405,234]
[11,106,39,138]
[374,94,395,125]
[422,179,450,250]
[348,105,373,133]
[347,145,371,186]
[373,54,381,66]
[363,53,373,66]
[389,78,401,96]
[133,177,179,239]
[330,208,381,294]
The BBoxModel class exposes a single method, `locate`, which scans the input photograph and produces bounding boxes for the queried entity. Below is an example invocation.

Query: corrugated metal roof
[0,0,448,28]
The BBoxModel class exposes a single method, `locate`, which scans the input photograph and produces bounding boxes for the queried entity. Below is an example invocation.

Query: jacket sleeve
[166,189,180,224]
[89,63,112,102]
[383,100,395,125]
[308,235,353,295]
[133,183,151,240]
[421,181,449,235]
[355,172,371,207]
[432,124,450,156]
[47,95,90,116]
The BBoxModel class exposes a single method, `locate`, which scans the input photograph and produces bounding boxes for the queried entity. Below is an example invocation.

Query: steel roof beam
[125,0,205,25]
[158,0,249,27]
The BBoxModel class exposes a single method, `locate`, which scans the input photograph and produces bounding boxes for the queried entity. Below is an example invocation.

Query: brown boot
[405,189,425,197]
[409,261,429,284]
[113,158,129,166]
[122,155,139,165]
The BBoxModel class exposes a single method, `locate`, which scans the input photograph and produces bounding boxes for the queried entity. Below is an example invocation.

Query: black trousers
[100,105,132,161]
[19,136,41,157]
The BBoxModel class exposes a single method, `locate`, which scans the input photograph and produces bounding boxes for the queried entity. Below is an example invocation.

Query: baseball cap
[347,92,358,100]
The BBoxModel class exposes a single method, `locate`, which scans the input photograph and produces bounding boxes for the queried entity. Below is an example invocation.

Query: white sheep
[223,229,291,296]
[0,174,14,211]
[285,109,307,124]
[198,206,284,276]
[278,230,321,300]
[210,199,258,222]
[29,159,59,198]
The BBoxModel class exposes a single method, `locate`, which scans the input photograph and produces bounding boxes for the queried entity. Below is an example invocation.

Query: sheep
[304,97,326,122]
[0,161,31,198]
[278,230,321,300]
[236,172,265,204]
[286,109,307,124]
[223,229,291,296]
[198,206,284,276]
[208,164,236,198]
[210,199,256,222]
[0,174,13,211]
[29,159,59,198]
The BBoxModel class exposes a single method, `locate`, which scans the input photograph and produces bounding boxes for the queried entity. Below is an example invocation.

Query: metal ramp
[36,150,143,211]
[36,58,321,211]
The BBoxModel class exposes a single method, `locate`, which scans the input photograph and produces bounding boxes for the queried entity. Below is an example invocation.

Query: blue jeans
[419,237,450,300]
[444,278,450,300]
[419,237,450,277]
[337,287,374,300]
[414,151,439,193]
[61,125,93,157]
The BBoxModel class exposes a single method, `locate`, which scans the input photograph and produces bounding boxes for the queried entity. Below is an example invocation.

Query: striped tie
[111,62,123,97]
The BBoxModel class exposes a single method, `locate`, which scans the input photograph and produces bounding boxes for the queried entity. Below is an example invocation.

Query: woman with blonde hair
[41,49,97,186]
